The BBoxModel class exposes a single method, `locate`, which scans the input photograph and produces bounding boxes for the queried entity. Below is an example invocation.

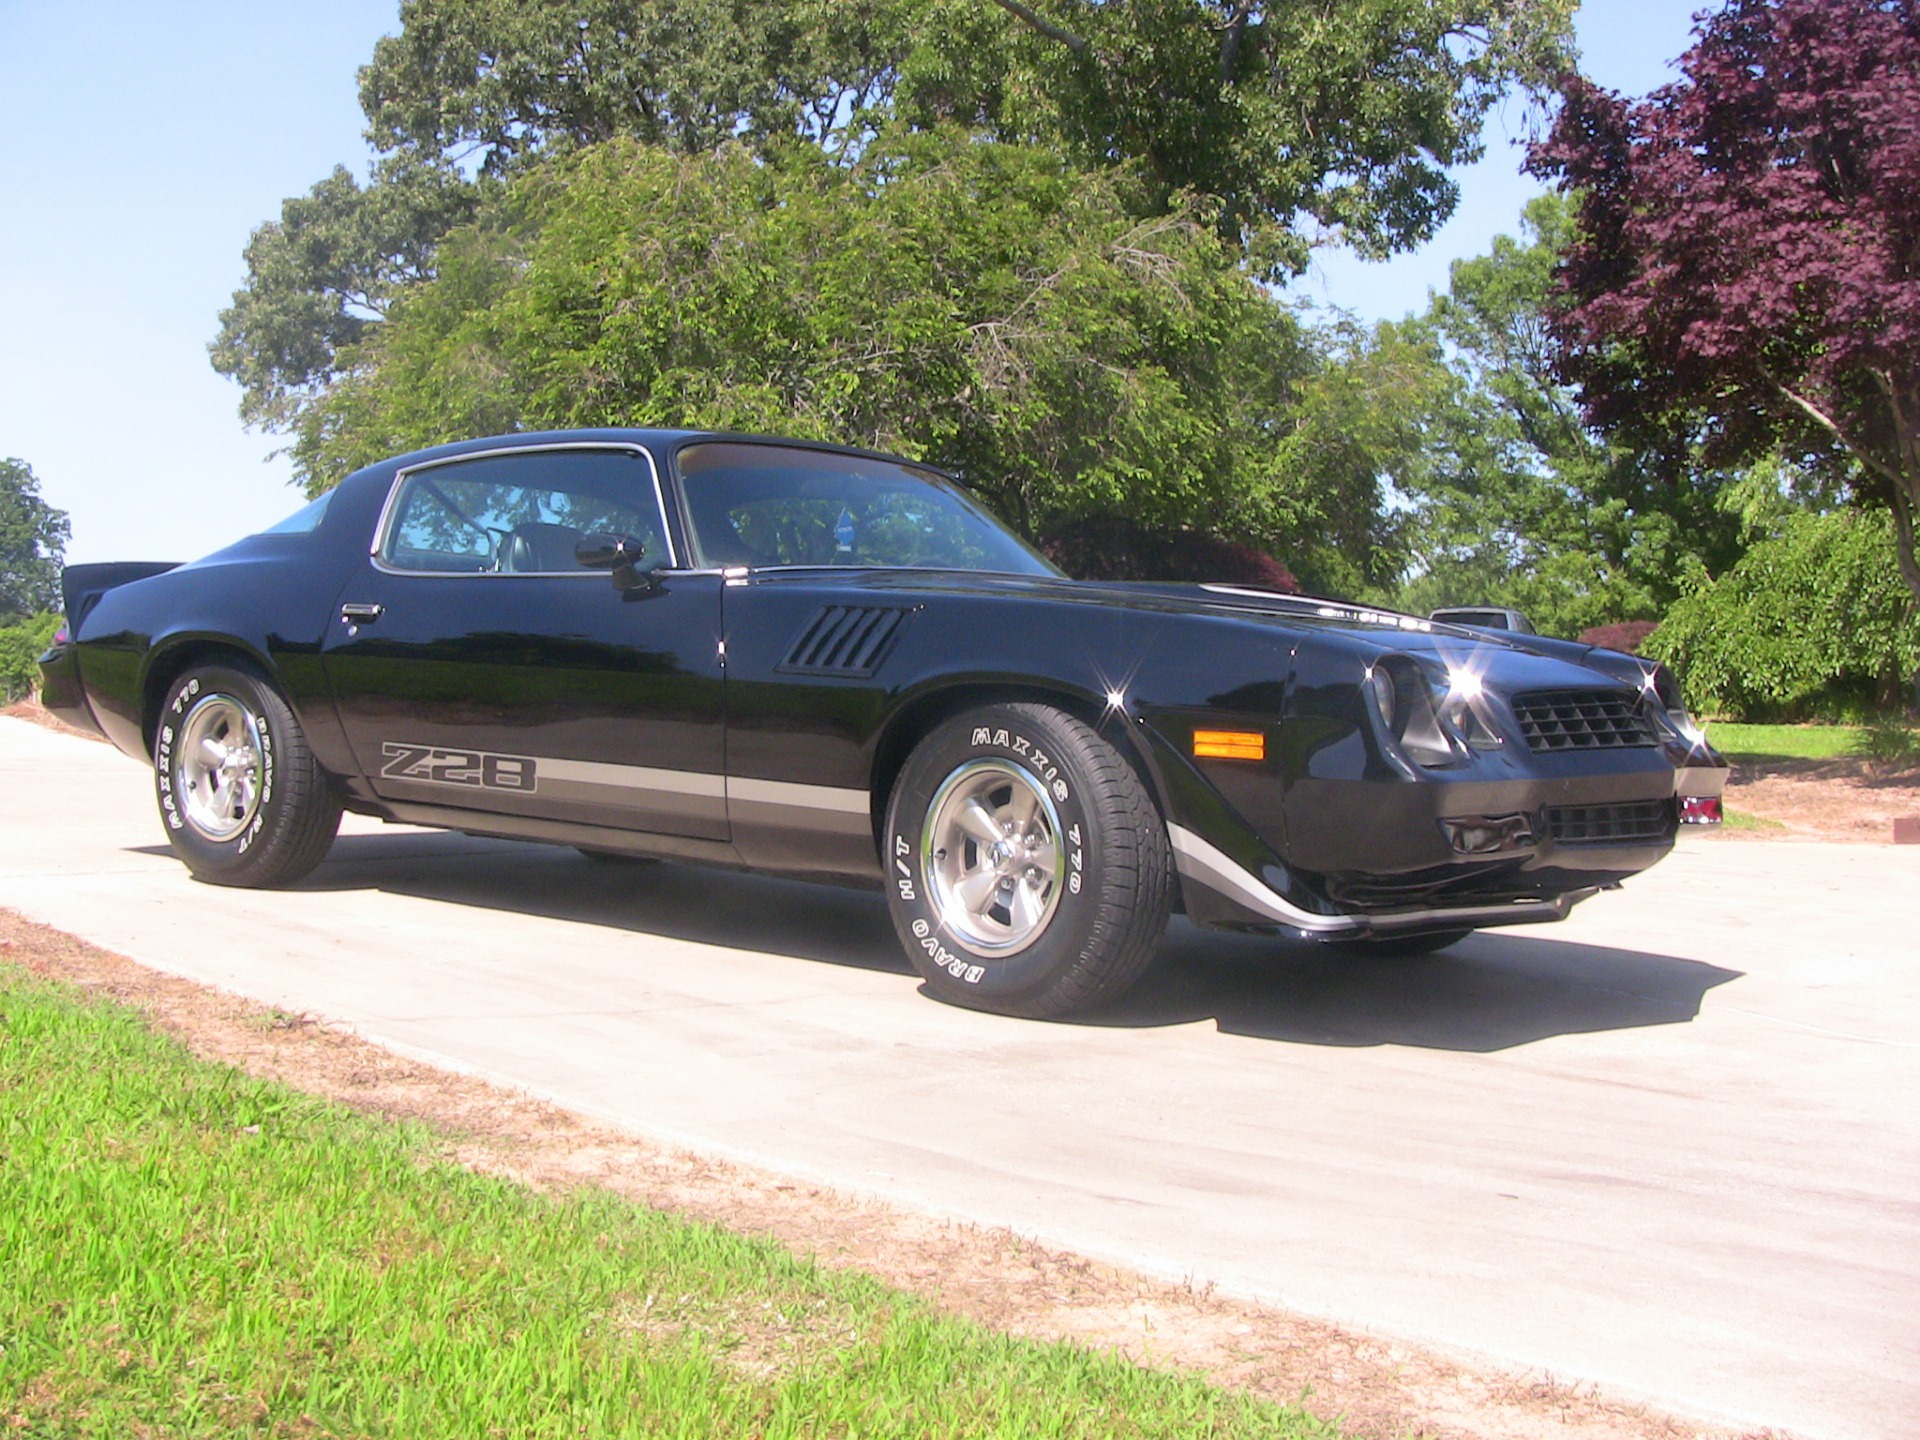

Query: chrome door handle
[340,602,385,623]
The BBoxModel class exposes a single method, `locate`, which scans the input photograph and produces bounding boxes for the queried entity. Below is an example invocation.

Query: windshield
[676,442,1060,576]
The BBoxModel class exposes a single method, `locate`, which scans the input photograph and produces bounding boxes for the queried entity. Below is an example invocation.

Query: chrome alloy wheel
[172,694,265,842]
[921,759,1065,957]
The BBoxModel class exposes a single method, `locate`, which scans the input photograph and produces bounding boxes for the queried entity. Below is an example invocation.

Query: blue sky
[0,1,1701,565]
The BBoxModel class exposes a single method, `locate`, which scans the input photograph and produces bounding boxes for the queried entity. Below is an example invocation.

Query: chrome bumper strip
[1166,825,1593,937]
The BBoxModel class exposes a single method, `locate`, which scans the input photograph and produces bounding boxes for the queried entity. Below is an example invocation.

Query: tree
[0,612,61,703]
[210,158,479,437]
[1645,509,1920,719]
[1529,0,1920,610]
[1299,196,1745,633]
[360,0,1572,269]
[972,0,1572,274]
[0,458,69,623]
[215,0,1574,441]
[290,132,1323,560]
[358,0,814,165]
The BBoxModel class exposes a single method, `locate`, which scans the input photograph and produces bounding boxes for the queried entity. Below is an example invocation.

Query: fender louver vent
[778,606,915,678]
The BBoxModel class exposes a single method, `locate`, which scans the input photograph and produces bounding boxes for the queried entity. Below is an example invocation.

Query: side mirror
[575,533,657,593]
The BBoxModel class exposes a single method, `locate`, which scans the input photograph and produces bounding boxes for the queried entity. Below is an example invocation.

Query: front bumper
[1169,822,1601,939]
[1173,746,1678,938]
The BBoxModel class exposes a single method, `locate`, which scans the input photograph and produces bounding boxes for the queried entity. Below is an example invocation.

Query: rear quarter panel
[68,470,392,772]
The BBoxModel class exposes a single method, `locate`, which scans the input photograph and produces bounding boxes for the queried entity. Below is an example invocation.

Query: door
[320,442,728,840]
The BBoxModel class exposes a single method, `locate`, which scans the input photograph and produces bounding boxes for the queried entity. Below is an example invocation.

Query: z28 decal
[379,743,537,793]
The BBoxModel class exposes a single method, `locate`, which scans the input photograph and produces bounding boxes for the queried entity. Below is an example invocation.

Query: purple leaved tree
[1529,0,1920,606]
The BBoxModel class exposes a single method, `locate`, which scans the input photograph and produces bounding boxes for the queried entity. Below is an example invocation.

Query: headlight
[1637,664,1710,751]
[1366,660,1501,768]
[1366,665,1397,732]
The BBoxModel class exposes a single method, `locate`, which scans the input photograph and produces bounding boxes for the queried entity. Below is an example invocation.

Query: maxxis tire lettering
[968,725,1073,806]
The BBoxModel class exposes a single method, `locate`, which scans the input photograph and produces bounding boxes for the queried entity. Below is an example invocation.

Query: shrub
[1645,511,1920,720]
[0,612,59,703]
[1856,715,1920,765]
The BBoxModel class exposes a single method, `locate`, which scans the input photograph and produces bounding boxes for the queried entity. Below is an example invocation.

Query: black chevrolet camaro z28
[40,430,1725,1017]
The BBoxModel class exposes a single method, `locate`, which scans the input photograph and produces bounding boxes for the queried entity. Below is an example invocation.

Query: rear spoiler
[60,562,182,632]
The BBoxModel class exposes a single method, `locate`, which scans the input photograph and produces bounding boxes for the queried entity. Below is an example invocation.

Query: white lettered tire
[154,662,342,887]
[884,702,1171,1017]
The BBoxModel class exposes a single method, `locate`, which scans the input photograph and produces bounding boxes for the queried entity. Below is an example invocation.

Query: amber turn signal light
[1193,729,1265,761]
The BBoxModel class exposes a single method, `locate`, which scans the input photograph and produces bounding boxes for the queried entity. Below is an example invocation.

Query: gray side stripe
[728,776,870,815]
[538,757,725,798]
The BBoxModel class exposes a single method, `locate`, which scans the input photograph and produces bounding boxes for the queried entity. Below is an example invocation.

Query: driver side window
[380,448,670,574]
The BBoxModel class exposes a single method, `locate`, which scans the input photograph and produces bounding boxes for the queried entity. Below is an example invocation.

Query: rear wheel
[883,702,1170,1017]
[154,662,341,887]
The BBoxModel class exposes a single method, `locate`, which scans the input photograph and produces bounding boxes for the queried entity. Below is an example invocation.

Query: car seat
[503,522,587,573]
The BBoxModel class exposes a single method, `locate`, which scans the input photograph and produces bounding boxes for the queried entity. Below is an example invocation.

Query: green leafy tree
[1645,510,1920,720]
[360,0,815,164]
[0,458,69,623]
[209,158,480,437]
[215,0,1573,451]
[1262,318,1437,597]
[0,612,61,703]
[970,0,1571,274]
[294,132,1322,559]
[359,0,1571,268]
[1530,0,1920,609]
[1299,196,1745,634]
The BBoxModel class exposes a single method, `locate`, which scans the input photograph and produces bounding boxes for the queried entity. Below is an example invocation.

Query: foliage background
[176,0,1920,719]
[1646,511,1920,720]
[0,612,60,704]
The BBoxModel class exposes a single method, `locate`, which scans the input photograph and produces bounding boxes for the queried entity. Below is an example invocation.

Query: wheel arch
[140,635,278,755]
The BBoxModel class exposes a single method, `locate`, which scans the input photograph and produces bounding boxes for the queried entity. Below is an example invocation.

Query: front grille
[1542,801,1674,845]
[1511,690,1657,751]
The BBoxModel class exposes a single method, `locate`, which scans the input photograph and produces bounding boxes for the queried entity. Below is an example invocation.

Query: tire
[154,661,342,887]
[883,702,1171,1017]
[1330,928,1473,959]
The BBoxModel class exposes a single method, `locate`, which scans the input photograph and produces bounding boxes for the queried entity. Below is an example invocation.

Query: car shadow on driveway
[1105,926,1743,1051]
[171,830,1743,1053]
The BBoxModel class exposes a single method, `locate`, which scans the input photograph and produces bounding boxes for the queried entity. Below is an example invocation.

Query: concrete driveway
[3,716,1915,1439]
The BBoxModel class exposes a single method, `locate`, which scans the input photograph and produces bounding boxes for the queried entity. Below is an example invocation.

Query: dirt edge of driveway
[0,909,1788,1440]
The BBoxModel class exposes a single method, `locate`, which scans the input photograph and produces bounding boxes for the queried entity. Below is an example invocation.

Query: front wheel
[883,702,1171,1017]
[154,662,341,887]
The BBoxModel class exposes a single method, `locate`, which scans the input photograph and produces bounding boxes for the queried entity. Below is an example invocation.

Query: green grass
[0,966,1338,1440]
[1704,720,1916,764]
[1720,807,1787,834]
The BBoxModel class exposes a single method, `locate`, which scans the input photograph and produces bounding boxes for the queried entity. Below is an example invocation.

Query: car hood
[749,571,1648,692]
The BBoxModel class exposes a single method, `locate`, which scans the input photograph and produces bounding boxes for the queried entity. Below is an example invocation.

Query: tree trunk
[1889,481,1920,611]
[1888,387,1920,611]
